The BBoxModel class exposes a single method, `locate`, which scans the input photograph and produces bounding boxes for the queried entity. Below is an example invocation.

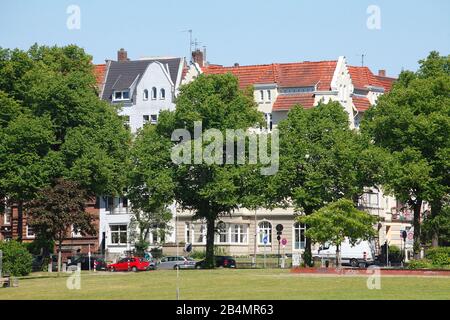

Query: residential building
[167,56,414,257]
[96,49,186,260]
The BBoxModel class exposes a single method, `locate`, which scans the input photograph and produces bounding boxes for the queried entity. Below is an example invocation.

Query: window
[151,87,157,100]
[264,113,273,131]
[26,225,35,238]
[123,116,130,130]
[217,223,228,244]
[231,224,247,244]
[194,224,207,244]
[260,90,264,101]
[267,90,271,101]
[110,225,127,245]
[113,90,130,101]
[185,223,191,243]
[122,197,128,208]
[258,221,272,244]
[363,192,379,207]
[143,89,149,101]
[294,223,306,250]
[150,114,158,125]
[3,208,11,225]
[71,225,82,238]
[160,88,166,100]
[143,115,150,125]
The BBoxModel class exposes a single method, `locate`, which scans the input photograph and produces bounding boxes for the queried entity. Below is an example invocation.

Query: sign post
[263,235,268,269]
[276,224,284,268]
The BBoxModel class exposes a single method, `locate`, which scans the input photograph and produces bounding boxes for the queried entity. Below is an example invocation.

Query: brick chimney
[192,49,204,67]
[378,69,386,77]
[118,48,128,62]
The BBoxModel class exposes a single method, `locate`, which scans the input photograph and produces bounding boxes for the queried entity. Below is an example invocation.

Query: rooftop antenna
[355,53,366,67]
[181,29,193,63]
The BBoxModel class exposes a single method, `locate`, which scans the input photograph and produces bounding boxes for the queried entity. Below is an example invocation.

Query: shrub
[407,259,433,270]
[388,245,403,263]
[425,247,450,266]
[150,248,163,259]
[0,240,33,276]
[190,250,206,260]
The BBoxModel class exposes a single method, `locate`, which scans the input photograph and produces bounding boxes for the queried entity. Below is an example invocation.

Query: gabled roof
[352,96,372,112]
[348,66,396,92]
[101,58,182,101]
[202,60,338,91]
[273,93,316,111]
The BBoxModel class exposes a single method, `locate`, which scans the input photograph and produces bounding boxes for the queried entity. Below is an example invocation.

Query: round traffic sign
[281,238,287,246]
[276,224,284,232]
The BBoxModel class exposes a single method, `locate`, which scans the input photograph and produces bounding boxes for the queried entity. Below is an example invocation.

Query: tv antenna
[181,29,194,62]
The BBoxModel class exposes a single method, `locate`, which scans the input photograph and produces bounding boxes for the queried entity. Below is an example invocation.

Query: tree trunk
[303,208,314,267]
[205,217,216,269]
[57,238,62,274]
[17,201,23,242]
[430,199,441,248]
[413,199,423,259]
[336,244,341,268]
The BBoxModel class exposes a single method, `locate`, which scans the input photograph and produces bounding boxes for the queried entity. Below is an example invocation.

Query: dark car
[195,256,236,269]
[67,255,107,271]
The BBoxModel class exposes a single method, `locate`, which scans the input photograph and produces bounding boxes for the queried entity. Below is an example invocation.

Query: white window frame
[260,90,264,101]
[150,114,158,125]
[363,192,379,207]
[151,87,157,100]
[26,225,35,239]
[293,222,306,250]
[267,90,271,101]
[3,208,11,225]
[110,224,128,245]
[192,224,207,245]
[231,224,247,244]
[113,90,131,102]
[143,115,150,125]
[143,89,149,101]
[160,88,166,100]
[258,221,272,245]
[71,225,82,238]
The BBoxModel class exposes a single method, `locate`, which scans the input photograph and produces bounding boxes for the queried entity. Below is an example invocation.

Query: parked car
[195,256,237,269]
[312,238,376,268]
[157,256,197,270]
[108,257,150,272]
[67,255,107,271]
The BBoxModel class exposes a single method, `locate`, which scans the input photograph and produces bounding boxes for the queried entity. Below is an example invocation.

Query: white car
[313,238,376,267]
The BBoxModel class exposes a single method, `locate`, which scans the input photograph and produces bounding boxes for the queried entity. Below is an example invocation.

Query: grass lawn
[0,269,449,300]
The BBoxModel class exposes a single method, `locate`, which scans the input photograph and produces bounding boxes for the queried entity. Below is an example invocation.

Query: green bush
[407,259,433,270]
[190,250,206,260]
[0,240,33,276]
[388,245,403,263]
[425,247,450,266]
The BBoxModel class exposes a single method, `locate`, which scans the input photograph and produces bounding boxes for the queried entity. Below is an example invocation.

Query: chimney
[192,49,204,68]
[378,69,386,77]
[234,63,240,67]
[118,48,128,62]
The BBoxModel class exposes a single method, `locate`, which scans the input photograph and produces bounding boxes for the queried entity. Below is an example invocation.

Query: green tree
[362,51,450,256]
[27,179,95,272]
[271,102,382,266]
[128,124,175,255]
[0,240,33,276]
[161,74,263,268]
[299,199,377,267]
[0,44,131,241]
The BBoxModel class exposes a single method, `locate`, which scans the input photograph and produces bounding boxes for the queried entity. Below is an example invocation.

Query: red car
[108,257,150,272]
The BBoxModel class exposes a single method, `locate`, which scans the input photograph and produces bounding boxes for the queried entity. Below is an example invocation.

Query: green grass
[0,269,449,300]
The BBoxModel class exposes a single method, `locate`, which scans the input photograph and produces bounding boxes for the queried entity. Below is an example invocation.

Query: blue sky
[1,0,449,77]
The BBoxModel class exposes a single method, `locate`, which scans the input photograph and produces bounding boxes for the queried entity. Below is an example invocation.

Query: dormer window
[151,87,157,100]
[143,89,149,101]
[267,90,271,101]
[260,90,264,101]
[113,90,130,101]
[160,88,166,100]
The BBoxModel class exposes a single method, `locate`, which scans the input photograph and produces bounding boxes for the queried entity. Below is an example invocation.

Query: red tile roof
[273,93,316,111]
[202,60,338,91]
[352,96,372,112]
[348,66,396,92]
[94,64,107,90]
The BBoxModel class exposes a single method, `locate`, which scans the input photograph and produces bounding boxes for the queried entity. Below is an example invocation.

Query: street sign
[184,243,193,253]
[276,224,284,232]
[281,238,287,246]
[263,235,268,245]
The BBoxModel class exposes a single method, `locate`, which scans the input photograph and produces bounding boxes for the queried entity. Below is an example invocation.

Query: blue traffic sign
[263,235,268,244]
